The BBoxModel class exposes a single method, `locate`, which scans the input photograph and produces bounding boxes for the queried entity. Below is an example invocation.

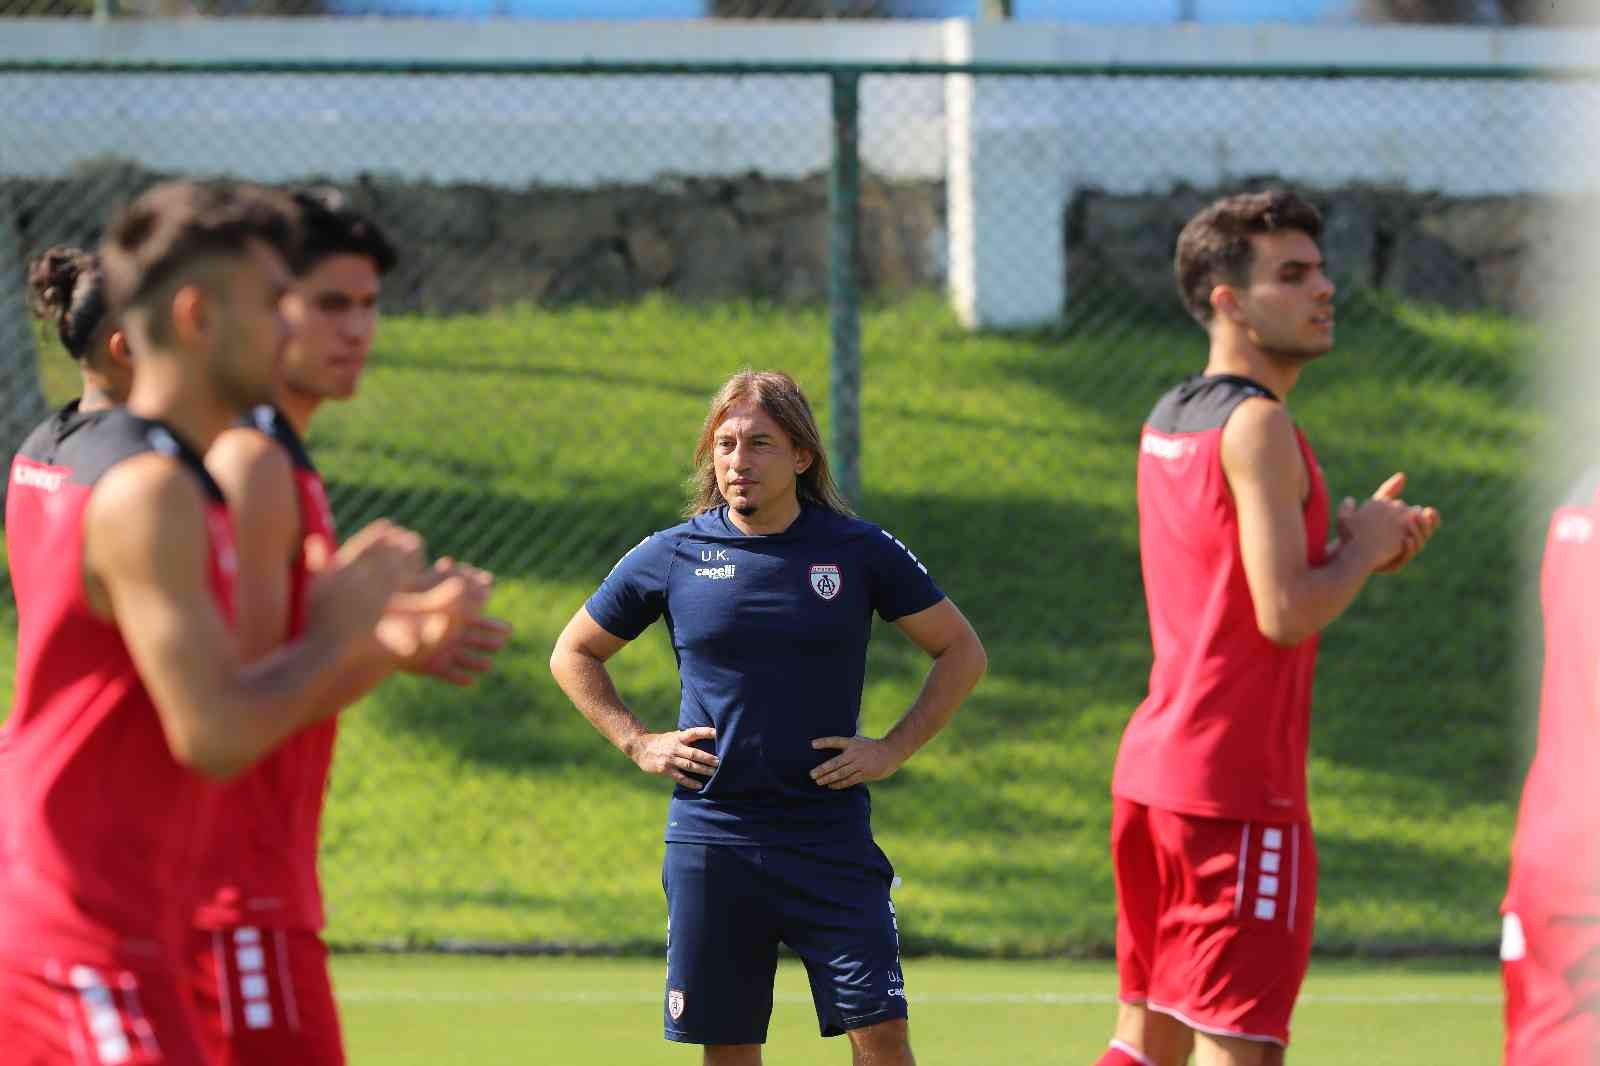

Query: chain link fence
[1,54,1593,955]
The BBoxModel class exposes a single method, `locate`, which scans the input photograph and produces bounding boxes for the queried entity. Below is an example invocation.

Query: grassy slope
[1,292,1539,955]
[333,955,1503,1065]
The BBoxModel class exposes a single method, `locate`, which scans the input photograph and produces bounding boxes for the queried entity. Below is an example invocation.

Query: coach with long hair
[551,368,986,1066]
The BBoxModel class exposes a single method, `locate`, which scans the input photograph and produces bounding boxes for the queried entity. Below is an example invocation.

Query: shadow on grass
[1314,828,1505,954]
[979,295,1531,811]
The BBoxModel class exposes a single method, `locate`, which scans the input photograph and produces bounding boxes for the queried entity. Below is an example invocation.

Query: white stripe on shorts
[116,971,162,1059]
[274,930,301,1032]
[212,931,235,1036]
[1288,826,1301,933]
[47,959,93,1066]
[1233,823,1252,919]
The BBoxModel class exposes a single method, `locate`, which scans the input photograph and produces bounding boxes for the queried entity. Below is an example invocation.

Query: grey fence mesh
[1,59,1592,955]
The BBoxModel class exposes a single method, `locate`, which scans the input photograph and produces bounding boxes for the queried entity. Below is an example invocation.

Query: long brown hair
[684,369,853,518]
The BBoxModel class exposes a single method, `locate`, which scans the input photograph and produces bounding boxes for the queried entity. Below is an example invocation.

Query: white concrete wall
[1,19,1594,327]
[941,21,1597,326]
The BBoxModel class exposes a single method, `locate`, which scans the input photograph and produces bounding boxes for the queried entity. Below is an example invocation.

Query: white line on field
[335,990,1501,1007]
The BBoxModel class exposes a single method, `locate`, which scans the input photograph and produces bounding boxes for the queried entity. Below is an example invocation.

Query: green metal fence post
[828,70,862,508]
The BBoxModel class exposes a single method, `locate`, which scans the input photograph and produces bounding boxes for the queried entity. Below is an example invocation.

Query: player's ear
[106,329,132,370]
[170,284,211,348]
[1210,283,1244,324]
[794,448,814,476]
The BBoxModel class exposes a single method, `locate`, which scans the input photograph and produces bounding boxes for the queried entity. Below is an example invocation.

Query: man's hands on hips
[625,727,720,790]
[810,735,906,790]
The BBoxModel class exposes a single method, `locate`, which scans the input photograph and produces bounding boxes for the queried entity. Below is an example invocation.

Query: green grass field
[333,954,1503,1064]
[2,290,1542,958]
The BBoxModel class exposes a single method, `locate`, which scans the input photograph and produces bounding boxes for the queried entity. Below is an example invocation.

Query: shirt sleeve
[585,533,674,641]
[867,527,945,622]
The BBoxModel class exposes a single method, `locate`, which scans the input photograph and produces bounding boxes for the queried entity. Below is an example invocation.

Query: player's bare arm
[206,426,301,659]
[1222,397,1415,646]
[549,605,720,790]
[83,455,424,779]
[210,427,506,706]
[810,597,986,790]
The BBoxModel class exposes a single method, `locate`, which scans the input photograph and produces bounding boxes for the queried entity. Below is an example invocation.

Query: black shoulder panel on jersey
[14,400,90,465]
[1145,374,1280,435]
[239,405,317,473]
[1563,467,1600,510]
[60,409,226,504]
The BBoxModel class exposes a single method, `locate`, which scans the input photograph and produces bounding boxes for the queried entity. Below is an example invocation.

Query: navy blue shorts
[661,840,907,1046]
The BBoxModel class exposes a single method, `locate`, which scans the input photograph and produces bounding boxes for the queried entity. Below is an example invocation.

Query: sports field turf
[332,954,1503,1064]
[3,291,1541,957]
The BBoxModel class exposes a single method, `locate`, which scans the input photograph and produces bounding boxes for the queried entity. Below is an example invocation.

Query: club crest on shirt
[809,564,842,601]
[668,988,686,1021]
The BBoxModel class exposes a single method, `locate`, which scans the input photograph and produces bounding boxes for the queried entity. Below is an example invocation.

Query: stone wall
[1068,181,1574,319]
[1,159,1568,321]
[2,160,946,317]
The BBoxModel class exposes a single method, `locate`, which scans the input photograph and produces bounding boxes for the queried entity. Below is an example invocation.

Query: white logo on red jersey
[10,462,64,493]
[810,564,842,600]
[1140,431,1196,462]
[1554,513,1594,544]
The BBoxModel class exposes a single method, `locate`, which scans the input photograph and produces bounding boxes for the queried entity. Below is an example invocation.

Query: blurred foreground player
[550,370,986,1066]
[1501,470,1600,1065]
[184,190,510,1066]
[1096,190,1440,1066]
[0,181,447,1065]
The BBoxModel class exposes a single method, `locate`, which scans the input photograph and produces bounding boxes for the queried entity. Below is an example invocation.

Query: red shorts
[1501,899,1600,1065]
[1112,798,1316,1047]
[186,927,345,1066]
[0,955,208,1066]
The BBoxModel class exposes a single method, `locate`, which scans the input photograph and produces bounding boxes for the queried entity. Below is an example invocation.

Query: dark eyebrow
[1279,259,1321,271]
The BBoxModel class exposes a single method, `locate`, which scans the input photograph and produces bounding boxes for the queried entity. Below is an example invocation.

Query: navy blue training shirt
[586,504,945,846]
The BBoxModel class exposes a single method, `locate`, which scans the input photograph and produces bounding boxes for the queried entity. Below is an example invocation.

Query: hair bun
[27,246,88,320]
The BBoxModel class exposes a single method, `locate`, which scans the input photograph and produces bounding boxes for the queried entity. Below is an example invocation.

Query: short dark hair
[1174,190,1324,325]
[290,188,398,276]
[99,180,300,343]
[27,245,109,361]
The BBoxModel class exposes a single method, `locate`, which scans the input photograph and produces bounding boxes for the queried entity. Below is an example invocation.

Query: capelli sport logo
[694,564,737,581]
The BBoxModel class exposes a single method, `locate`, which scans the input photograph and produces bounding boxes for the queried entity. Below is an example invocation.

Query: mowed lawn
[2,291,1541,955]
[333,954,1504,1065]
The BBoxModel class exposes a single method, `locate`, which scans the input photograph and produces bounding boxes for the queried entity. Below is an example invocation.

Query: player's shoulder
[63,410,221,501]
[1148,373,1280,436]
[1562,467,1600,511]
[86,449,211,553]
[208,422,296,490]
[1219,389,1296,462]
[15,400,86,463]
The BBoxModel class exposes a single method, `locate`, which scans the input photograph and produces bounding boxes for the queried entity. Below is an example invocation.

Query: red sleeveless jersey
[192,406,339,933]
[1113,375,1330,823]
[0,404,237,968]
[1506,472,1600,910]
